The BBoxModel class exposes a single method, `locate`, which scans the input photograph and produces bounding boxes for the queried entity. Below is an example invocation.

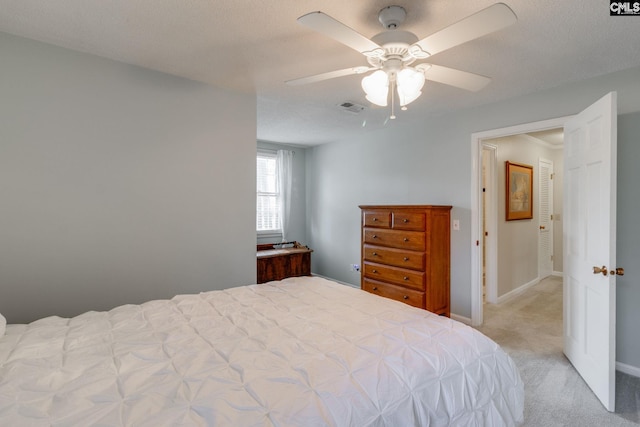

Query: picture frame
[506,161,533,221]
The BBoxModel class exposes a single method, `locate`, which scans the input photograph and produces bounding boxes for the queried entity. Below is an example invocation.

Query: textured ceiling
[1,1,639,145]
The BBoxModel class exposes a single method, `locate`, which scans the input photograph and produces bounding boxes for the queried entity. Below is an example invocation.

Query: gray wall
[0,33,257,323]
[306,66,640,369]
[616,111,640,371]
[256,141,307,246]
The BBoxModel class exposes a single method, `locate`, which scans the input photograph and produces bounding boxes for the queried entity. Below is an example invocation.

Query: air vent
[338,101,366,114]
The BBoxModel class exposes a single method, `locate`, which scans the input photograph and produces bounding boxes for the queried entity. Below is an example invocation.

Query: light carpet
[476,276,640,426]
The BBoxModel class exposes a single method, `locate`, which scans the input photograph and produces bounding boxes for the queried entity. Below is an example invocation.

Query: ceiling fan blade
[298,11,382,55]
[286,67,373,86]
[422,64,491,91]
[414,3,517,56]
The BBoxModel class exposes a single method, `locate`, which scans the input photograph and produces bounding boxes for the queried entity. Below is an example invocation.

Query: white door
[538,158,553,279]
[563,92,617,411]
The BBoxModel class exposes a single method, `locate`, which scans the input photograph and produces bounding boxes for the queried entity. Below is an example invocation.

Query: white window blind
[256,151,281,232]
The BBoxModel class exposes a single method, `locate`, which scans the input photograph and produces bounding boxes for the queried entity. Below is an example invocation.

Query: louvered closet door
[538,158,554,279]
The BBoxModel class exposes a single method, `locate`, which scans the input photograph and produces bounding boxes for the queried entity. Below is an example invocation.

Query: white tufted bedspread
[0,276,523,426]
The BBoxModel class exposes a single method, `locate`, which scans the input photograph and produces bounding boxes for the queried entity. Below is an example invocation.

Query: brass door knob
[540,225,546,230]
[593,266,608,276]
[611,267,625,276]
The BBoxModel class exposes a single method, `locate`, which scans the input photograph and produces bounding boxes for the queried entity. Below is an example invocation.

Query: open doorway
[482,131,563,305]
[471,94,620,412]
[470,116,569,326]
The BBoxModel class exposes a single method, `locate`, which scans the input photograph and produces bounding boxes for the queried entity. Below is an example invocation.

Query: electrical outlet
[453,219,460,231]
[350,264,360,272]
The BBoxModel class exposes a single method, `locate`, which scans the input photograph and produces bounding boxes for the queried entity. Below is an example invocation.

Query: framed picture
[506,161,533,221]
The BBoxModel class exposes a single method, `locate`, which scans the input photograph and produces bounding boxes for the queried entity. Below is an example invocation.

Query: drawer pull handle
[403,276,409,280]
[403,219,409,223]
[373,252,378,256]
[373,287,378,291]
[373,218,378,221]
[373,235,378,239]
[403,238,409,242]
[403,295,409,300]
[372,269,378,273]
[403,257,409,261]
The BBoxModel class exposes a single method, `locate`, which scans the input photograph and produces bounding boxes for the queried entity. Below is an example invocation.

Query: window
[256,151,281,233]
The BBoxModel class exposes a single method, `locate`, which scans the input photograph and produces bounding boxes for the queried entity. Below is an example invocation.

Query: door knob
[539,225,546,230]
[611,267,625,276]
[593,266,608,276]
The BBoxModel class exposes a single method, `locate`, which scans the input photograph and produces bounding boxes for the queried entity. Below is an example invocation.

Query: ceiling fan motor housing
[378,5,407,29]
[368,31,420,68]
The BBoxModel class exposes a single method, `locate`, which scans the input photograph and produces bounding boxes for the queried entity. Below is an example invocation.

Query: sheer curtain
[276,149,294,242]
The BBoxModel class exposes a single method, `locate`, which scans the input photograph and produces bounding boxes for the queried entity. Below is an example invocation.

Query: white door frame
[482,143,498,304]
[470,116,571,326]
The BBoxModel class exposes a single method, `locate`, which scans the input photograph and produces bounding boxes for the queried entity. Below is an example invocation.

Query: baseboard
[497,277,540,304]
[450,313,472,325]
[616,362,640,378]
[552,271,563,277]
[311,273,359,288]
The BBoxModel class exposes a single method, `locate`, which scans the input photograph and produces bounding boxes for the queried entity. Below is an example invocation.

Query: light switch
[453,219,460,231]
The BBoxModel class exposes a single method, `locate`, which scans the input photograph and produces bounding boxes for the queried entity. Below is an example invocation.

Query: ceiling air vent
[337,101,366,114]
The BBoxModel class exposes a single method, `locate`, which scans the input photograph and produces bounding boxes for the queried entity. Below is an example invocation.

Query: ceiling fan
[287,3,517,118]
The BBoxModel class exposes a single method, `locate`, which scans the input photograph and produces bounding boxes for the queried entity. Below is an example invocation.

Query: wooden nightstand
[257,242,312,283]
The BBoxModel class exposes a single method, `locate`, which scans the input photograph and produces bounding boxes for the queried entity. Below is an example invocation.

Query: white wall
[306,66,640,369]
[0,33,257,323]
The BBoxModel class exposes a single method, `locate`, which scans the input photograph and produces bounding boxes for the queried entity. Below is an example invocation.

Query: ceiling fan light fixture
[292,4,518,117]
[396,67,425,106]
[398,89,422,107]
[362,70,389,106]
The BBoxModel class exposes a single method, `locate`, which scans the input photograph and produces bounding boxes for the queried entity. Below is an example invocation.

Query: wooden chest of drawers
[256,243,312,284]
[359,205,452,316]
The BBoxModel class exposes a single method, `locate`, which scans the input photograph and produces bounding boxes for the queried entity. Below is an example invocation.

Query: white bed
[0,276,523,426]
